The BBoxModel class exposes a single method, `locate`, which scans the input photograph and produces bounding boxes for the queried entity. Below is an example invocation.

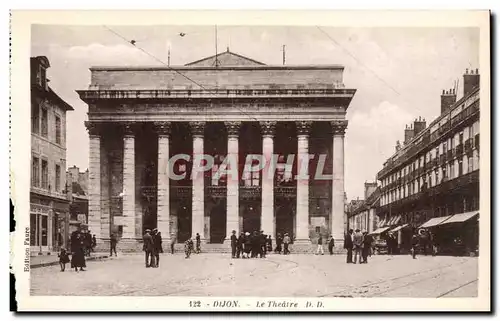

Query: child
[58,248,70,272]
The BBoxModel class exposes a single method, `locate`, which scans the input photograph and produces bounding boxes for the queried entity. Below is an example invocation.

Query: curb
[30,255,109,269]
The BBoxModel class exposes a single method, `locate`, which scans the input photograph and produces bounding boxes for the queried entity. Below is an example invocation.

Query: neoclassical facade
[78,50,356,249]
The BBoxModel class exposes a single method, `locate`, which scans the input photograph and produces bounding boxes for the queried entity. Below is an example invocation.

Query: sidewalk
[30,253,109,268]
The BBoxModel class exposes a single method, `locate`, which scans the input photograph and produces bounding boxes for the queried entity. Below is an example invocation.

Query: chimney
[395,140,401,152]
[413,117,427,135]
[364,182,378,200]
[463,68,480,97]
[441,88,457,114]
[404,124,415,144]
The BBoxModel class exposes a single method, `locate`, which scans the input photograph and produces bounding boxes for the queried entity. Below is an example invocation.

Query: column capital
[260,121,276,138]
[296,121,312,136]
[224,121,241,138]
[154,121,171,136]
[84,121,101,136]
[122,122,137,137]
[189,121,205,137]
[331,120,348,136]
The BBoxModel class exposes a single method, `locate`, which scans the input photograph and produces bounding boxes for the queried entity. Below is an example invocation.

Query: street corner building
[77,50,356,252]
[375,68,480,256]
[30,56,74,255]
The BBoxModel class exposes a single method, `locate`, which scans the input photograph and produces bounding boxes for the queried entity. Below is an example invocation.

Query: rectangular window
[468,157,473,173]
[32,157,40,187]
[55,164,61,192]
[450,163,455,179]
[30,214,38,246]
[41,159,48,190]
[41,215,48,246]
[41,108,48,138]
[55,116,61,144]
[31,103,40,134]
[458,160,463,177]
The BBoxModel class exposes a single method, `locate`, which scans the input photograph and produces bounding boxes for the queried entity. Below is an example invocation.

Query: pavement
[30,253,109,268]
[30,253,478,297]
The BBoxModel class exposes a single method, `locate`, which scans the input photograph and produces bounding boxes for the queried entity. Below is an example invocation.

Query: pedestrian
[237,232,245,258]
[352,229,364,264]
[110,233,118,257]
[275,233,282,254]
[283,233,291,255]
[259,230,267,258]
[91,234,97,253]
[170,234,177,254]
[153,229,163,268]
[185,238,193,259]
[230,230,238,258]
[250,231,258,258]
[243,232,251,258]
[316,233,325,255]
[70,231,86,272]
[195,233,201,254]
[411,232,419,259]
[328,235,335,255]
[361,231,371,264]
[143,229,155,268]
[266,235,273,253]
[344,229,354,263]
[58,247,70,272]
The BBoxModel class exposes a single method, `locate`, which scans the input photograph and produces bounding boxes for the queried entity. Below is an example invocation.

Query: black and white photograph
[10,10,490,311]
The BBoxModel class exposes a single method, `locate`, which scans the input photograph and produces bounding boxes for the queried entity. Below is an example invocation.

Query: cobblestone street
[30,253,478,297]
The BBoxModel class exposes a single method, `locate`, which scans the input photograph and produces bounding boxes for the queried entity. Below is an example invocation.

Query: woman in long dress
[71,231,86,272]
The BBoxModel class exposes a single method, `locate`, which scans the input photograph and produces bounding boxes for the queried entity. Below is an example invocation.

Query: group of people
[229,230,281,259]
[142,228,164,267]
[314,234,336,255]
[344,228,374,264]
[59,229,89,272]
[184,233,201,258]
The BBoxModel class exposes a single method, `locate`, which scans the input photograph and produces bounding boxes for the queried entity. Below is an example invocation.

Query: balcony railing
[456,144,464,157]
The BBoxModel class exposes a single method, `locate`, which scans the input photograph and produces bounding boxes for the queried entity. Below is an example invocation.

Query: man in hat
[152,228,163,268]
[283,233,291,255]
[328,235,335,255]
[352,229,364,264]
[361,231,372,263]
[195,233,201,254]
[344,229,354,263]
[230,230,238,258]
[110,233,118,257]
[237,232,245,258]
[259,230,267,258]
[143,229,155,267]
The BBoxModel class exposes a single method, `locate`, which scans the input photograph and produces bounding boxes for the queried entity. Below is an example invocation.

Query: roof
[185,49,266,67]
[350,187,381,216]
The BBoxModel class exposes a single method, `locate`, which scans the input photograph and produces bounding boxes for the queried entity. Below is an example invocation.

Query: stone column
[155,121,171,242]
[295,121,312,243]
[86,122,101,240]
[260,121,276,237]
[225,121,241,241]
[331,120,348,247]
[122,123,136,239]
[190,122,205,240]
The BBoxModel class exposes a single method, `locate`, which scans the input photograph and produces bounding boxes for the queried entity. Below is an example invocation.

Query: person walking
[352,229,364,264]
[344,229,354,263]
[411,232,419,259]
[91,234,97,253]
[58,247,70,272]
[195,233,201,254]
[153,229,163,268]
[230,230,238,258]
[283,233,291,255]
[316,233,325,255]
[143,229,155,268]
[185,238,194,259]
[237,232,245,258]
[251,231,259,258]
[170,234,177,254]
[110,233,118,257]
[361,231,372,264]
[328,235,335,255]
[70,231,86,272]
[259,231,267,258]
[243,232,251,258]
[275,233,283,254]
[266,235,273,253]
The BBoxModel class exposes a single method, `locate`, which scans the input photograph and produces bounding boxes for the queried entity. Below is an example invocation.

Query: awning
[370,226,391,235]
[389,224,409,233]
[392,215,402,225]
[441,211,479,225]
[419,215,453,228]
[377,218,387,228]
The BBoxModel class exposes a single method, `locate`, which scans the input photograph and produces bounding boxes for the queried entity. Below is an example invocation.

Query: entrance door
[177,203,191,243]
[242,201,261,234]
[276,203,295,242]
[210,201,226,243]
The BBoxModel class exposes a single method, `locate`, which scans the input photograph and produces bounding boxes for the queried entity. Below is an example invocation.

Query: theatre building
[30,56,73,254]
[77,50,356,250]
[376,69,480,255]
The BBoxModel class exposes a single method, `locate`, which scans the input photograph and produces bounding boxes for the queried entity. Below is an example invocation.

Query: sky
[31,25,479,200]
